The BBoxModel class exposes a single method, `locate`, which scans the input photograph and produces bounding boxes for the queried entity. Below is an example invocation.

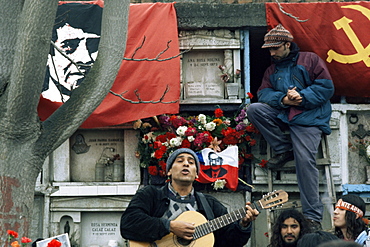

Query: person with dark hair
[318,239,363,247]
[247,24,334,231]
[296,230,339,247]
[268,209,311,247]
[120,148,259,247]
[42,3,102,102]
[333,194,369,245]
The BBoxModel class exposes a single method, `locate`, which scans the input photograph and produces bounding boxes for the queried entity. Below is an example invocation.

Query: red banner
[266,2,370,98]
[38,2,180,128]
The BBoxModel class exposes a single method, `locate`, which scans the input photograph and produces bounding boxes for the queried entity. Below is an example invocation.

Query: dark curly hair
[268,209,311,247]
[334,194,367,241]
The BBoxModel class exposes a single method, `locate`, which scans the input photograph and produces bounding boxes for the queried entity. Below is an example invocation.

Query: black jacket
[120,184,252,247]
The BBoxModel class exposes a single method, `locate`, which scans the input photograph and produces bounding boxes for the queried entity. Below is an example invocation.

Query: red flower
[249,139,256,146]
[156,134,167,143]
[247,92,254,99]
[180,138,191,148]
[246,124,259,133]
[214,108,223,118]
[47,239,62,247]
[159,160,166,171]
[244,153,254,159]
[220,73,230,82]
[169,115,187,128]
[238,156,245,165]
[185,127,197,136]
[153,141,162,149]
[159,170,166,177]
[193,131,212,147]
[154,145,167,159]
[165,132,177,140]
[21,237,32,243]
[7,230,19,239]
[148,166,158,176]
[259,159,268,168]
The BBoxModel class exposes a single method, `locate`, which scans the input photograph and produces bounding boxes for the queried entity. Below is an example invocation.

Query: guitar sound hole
[176,237,192,246]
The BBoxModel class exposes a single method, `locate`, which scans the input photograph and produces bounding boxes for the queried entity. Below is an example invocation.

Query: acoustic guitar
[129,190,288,247]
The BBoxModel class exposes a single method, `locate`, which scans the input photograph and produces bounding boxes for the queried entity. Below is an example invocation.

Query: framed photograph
[36,233,71,247]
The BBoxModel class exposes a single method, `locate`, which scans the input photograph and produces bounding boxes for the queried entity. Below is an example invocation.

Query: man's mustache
[283,234,296,238]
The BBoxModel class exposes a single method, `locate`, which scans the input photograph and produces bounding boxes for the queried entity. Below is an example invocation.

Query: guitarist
[120,148,259,247]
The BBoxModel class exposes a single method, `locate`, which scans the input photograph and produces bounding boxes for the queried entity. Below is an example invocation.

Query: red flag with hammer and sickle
[266,2,370,98]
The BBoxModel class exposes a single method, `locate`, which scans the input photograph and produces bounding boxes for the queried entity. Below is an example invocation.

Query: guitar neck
[193,202,262,240]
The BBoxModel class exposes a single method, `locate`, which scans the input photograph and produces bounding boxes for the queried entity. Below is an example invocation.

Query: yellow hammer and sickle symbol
[326,5,370,67]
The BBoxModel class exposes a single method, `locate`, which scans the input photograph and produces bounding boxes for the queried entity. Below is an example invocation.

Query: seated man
[268,209,311,247]
[120,148,259,247]
[247,24,334,230]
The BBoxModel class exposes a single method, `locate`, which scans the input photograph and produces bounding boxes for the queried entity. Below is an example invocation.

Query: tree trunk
[0,0,129,241]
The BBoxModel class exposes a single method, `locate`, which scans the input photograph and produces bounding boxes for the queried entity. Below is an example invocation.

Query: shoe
[306,219,322,232]
[266,151,294,169]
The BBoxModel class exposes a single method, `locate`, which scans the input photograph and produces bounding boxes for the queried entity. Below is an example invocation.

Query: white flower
[198,114,207,124]
[176,126,188,136]
[187,136,195,142]
[367,145,370,160]
[223,118,231,126]
[142,132,156,143]
[205,122,216,131]
[213,179,227,190]
[243,118,249,125]
[169,137,183,147]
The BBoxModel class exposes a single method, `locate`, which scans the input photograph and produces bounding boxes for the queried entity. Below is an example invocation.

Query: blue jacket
[258,43,334,134]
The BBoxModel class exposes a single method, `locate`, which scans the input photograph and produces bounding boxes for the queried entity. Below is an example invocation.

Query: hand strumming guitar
[170,220,195,240]
[240,202,260,227]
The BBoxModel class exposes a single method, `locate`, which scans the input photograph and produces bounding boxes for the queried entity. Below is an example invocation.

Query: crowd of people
[119,24,368,247]
[267,196,369,247]
[119,145,369,247]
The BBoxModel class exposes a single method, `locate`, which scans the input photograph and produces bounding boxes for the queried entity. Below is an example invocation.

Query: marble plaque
[70,129,124,182]
[81,212,124,247]
[183,50,224,99]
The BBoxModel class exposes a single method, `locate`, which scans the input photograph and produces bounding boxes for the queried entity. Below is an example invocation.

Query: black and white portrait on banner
[42,3,102,102]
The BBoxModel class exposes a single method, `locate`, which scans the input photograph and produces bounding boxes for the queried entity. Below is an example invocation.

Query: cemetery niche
[179,29,243,104]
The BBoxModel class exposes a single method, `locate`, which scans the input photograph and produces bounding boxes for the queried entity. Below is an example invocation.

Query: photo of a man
[202,151,228,178]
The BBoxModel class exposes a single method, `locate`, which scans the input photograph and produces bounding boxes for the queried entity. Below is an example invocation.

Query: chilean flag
[196,146,239,191]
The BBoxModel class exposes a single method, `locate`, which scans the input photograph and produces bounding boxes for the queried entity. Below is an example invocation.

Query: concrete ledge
[51,182,140,196]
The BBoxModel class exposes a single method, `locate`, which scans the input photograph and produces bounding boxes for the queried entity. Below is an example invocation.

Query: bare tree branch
[275,0,308,22]
[109,85,179,104]
[124,36,192,62]
[123,48,190,62]
[130,36,146,59]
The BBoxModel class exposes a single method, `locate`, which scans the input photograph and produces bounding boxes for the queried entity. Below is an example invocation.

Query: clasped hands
[282,86,302,106]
